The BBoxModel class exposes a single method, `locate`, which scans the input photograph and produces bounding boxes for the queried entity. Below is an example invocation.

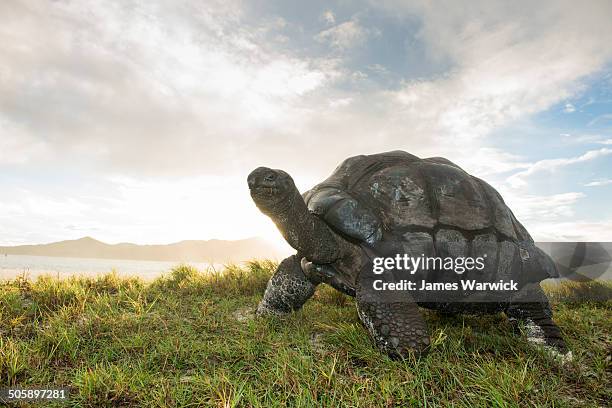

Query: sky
[1,0,611,250]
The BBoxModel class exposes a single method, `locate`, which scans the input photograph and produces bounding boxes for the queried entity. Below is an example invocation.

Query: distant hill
[1,238,609,278]
[0,237,288,263]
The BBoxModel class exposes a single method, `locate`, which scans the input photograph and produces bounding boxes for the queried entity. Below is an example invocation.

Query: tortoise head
[248,166,365,268]
[248,167,299,215]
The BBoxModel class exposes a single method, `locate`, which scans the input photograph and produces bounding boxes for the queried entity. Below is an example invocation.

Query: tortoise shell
[303,151,557,285]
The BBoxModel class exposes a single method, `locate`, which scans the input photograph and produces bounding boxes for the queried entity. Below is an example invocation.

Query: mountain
[0,237,288,263]
[2,238,609,278]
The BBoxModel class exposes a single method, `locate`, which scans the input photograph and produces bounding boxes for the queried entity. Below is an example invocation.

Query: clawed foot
[357,300,430,359]
[522,318,573,363]
[510,317,573,364]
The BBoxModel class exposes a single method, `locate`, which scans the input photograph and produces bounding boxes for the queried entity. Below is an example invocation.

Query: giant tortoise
[247,151,569,359]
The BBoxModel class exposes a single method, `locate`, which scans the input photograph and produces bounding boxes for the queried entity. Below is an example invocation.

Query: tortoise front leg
[300,259,356,297]
[257,255,318,315]
[356,266,430,359]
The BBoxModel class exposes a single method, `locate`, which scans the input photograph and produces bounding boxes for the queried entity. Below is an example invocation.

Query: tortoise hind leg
[506,283,571,362]
[356,286,430,359]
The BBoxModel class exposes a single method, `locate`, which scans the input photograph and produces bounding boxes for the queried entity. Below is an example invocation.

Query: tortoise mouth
[249,186,281,197]
[250,187,297,217]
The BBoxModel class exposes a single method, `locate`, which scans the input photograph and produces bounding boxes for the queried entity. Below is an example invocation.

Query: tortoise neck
[271,190,352,264]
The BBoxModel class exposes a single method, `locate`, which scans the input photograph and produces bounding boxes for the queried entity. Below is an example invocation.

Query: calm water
[0,254,217,281]
[1,245,610,282]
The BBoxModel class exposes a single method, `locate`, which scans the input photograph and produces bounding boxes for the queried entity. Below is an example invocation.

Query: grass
[0,261,610,407]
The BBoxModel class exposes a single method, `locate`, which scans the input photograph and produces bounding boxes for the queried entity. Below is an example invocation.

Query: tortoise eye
[264,172,277,182]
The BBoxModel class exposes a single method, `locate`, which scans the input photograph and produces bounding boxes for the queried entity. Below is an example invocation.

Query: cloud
[2,0,612,244]
[507,148,612,188]
[382,0,612,67]
[372,0,612,146]
[588,113,612,126]
[0,0,339,175]
[585,179,612,187]
[495,189,612,241]
[2,0,611,180]
[315,19,373,50]
[597,138,612,145]
[564,103,576,113]
[328,97,353,108]
[321,10,336,25]
[0,119,48,165]
[368,64,391,76]
[503,191,585,222]
[557,134,610,144]
[453,147,530,177]
[529,220,612,242]
[486,186,611,240]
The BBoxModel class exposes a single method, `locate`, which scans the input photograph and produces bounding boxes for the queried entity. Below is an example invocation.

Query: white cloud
[506,148,612,188]
[564,103,576,113]
[556,134,612,144]
[495,190,612,240]
[373,0,612,146]
[315,19,372,50]
[567,134,605,143]
[0,0,340,175]
[0,120,48,165]
[529,220,612,242]
[585,179,612,187]
[328,97,353,108]
[503,191,585,222]
[322,10,336,25]
[454,147,530,177]
[368,64,390,75]
[2,0,612,244]
[2,0,611,180]
[588,113,612,126]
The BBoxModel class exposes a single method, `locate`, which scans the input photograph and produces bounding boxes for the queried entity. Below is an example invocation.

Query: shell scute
[418,162,492,230]
[365,164,436,230]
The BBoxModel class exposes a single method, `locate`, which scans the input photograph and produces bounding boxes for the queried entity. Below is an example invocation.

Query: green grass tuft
[0,263,610,407]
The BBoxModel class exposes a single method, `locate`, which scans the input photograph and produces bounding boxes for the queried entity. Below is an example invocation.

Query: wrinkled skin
[247,153,569,360]
[248,166,431,357]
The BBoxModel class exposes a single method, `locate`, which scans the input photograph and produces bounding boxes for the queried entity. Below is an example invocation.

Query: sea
[0,254,217,281]
[1,243,610,282]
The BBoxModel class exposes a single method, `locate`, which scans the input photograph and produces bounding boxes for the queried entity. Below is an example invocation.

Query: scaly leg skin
[506,283,572,363]
[356,285,430,359]
[257,255,318,315]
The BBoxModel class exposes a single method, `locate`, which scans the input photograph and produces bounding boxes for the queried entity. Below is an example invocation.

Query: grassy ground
[0,261,610,407]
